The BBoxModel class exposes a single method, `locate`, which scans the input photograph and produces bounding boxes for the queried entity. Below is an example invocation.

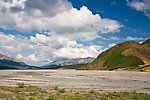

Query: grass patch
[0,86,150,100]
[54,86,65,93]
[59,63,88,70]
[59,89,65,93]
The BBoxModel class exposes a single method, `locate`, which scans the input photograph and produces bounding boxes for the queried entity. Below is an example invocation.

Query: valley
[0,70,150,94]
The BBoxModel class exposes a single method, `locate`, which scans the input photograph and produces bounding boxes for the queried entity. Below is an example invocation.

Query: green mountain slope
[59,41,150,71]
[86,42,144,70]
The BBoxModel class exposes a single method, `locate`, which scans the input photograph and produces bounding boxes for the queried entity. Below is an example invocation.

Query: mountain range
[1,39,150,71]
[60,40,150,71]
[42,57,95,68]
[0,54,37,69]
[0,53,94,69]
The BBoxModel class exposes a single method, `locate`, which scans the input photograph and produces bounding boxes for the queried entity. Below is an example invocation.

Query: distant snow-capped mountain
[42,57,95,68]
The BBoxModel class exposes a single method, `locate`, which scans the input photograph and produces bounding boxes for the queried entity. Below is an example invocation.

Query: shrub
[54,86,58,90]
[59,89,65,93]
[89,90,94,93]
[17,83,25,88]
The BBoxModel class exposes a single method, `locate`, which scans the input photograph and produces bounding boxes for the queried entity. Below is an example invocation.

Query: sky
[0,0,150,66]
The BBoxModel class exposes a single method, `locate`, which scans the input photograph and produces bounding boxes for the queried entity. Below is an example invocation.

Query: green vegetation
[0,64,19,69]
[62,46,144,70]
[119,41,138,44]
[145,43,150,47]
[0,85,149,100]
[0,59,38,69]
[59,63,87,70]
[59,89,65,93]
[0,59,26,67]
[60,41,146,70]
[0,54,38,69]
[54,86,65,93]
[17,83,25,88]
[89,90,95,93]
[88,49,111,66]
[91,46,144,70]
[54,86,59,90]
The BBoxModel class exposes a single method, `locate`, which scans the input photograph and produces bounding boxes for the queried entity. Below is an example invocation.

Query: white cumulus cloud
[0,0,123,66]
[127,0,150,18]
[0,32,103,66]
[0,0,122,42]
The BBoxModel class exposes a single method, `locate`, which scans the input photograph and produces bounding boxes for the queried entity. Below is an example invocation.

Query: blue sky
[0,0,150,66]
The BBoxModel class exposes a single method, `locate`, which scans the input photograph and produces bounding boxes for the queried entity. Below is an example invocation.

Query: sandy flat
[0,70,150,94]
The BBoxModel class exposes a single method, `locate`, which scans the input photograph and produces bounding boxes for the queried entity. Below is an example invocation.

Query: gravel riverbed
[0,70,150,94]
